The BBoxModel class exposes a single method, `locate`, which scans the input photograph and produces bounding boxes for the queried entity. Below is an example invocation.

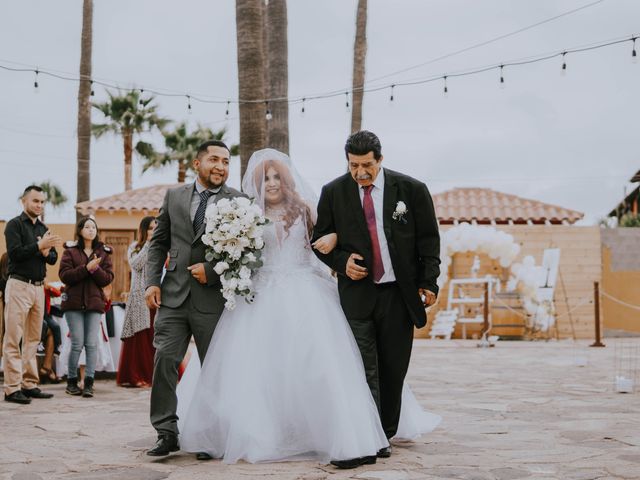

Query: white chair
[429,309,458,339]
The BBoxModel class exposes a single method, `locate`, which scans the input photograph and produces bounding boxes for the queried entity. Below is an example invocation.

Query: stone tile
[2,340,640,479]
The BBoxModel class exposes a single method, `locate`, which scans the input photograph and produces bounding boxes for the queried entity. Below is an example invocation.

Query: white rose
[396,201,407,214]
[238,278,252,291]
[245,252,256,262]
[239,266,251,280]
[214,261,229,275]
[254,237,264,249]
[235,197,251,208]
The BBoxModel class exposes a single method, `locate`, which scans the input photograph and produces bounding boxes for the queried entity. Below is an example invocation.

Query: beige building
[3,183,632,340]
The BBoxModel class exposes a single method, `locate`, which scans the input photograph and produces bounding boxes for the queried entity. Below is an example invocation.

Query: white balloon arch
[437,223,555,332]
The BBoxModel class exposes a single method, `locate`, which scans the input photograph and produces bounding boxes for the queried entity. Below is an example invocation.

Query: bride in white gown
[177,149,439,465]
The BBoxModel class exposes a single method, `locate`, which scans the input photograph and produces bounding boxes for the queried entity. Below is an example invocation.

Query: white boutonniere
[392,201,408,224]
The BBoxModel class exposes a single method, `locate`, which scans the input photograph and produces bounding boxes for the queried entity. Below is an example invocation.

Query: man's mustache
[356,174,372,180]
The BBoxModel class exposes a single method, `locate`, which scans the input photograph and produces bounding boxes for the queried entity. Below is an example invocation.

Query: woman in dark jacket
[59,216,114,398]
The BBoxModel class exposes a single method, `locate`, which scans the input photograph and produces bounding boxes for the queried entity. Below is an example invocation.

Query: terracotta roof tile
[76,184,584,225]
[75,184,180,215]
[433,188,583,225]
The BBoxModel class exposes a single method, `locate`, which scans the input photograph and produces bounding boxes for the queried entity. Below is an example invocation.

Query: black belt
[374,281,398,289]
[9,274,45,286]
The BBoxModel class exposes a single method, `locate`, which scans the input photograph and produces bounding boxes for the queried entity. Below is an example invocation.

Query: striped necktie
[193,190,214,233]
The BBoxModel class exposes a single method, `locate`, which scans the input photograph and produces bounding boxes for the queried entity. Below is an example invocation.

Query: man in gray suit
[144,140,244,457]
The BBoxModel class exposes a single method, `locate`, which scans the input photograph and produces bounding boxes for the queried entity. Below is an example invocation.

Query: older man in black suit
[312,130,440,467]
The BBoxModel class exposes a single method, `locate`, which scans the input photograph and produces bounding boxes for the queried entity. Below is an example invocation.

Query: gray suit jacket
[146,183,245,314]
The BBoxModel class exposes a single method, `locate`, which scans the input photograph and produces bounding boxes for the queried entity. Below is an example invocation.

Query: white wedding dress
[177,217,440,464]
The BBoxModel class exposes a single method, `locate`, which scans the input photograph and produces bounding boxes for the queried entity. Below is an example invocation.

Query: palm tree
[140,123,238,183]
[351,0,368,133]
[236,0,267,178]
[92,90,170,191]
[76,0,93,220]
[37,181,68,222]
[264,0,289,153]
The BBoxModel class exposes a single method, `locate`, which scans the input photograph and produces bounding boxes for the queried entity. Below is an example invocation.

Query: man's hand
[37,231,61,252]
[86,254,102,272]
[419,288,437,307]
[145,286,162,309]
[312,233,338,255]
[187,263,208,284]
[346,253,368,281]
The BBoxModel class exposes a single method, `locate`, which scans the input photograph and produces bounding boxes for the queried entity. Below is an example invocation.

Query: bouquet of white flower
[201,197,269,310]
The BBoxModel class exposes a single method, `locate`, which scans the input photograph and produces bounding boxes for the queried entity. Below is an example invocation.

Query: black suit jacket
[312,169,440,328]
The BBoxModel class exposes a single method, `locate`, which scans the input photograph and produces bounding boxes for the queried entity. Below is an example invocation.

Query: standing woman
[117,216,157,387]
[59,216,114,398]
[0,252,8,359]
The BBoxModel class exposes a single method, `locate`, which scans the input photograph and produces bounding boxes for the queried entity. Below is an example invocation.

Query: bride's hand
[312,233,338,254]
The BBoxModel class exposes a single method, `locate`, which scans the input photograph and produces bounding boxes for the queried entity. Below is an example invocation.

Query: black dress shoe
[4,391,32,404]
[196,452,213,461]
[21,387,54,399]
[377,446,392,458]
[146,434,179,456]
[330,455,377,469]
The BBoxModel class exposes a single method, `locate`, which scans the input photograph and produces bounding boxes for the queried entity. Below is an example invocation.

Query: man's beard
[200,172,226,188]
[25,207,41,219]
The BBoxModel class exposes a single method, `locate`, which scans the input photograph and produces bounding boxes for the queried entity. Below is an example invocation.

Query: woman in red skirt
[117,216,157,387]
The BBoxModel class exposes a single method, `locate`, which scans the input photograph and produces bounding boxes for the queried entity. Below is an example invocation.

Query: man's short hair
[344,130,382,161]
[22,185,44,197]
[197,140,230,159]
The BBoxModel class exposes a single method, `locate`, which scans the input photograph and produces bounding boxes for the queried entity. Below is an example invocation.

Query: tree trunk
[351,0,367,134]
[123,129,133,191]
[264,0,289,154]
[236,0,267,178]
[178,160,187,183]
[76,0,93,219]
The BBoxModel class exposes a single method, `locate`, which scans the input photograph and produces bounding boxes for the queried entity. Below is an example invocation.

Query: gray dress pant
[150,294,221,436]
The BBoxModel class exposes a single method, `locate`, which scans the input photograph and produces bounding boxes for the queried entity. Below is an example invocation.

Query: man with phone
[3,185,60,404]
[312,131,440,468]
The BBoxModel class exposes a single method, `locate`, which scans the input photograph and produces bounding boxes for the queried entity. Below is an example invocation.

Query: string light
[225,100,230,118]
[499,65,505,89]
[265,101,272,121]
[301,97,306,115]
[186,94,192,114]
[90,80,95,96]
[561,52,567,75]
[1,33,637,110]
[389,84,395,102]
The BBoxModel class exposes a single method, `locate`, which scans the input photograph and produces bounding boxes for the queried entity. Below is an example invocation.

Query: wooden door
[102,230,135,302]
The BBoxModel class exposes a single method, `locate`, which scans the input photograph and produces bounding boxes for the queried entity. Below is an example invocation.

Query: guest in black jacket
[3,185,60,405]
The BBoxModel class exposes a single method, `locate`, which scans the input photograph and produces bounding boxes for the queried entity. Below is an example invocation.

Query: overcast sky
[1,0,638,225]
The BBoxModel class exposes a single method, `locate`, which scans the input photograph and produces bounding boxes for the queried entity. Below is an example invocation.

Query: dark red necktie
[362,185,385,282]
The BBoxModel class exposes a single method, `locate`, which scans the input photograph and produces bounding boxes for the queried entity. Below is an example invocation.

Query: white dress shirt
[358,168,396,283]
[190,180,221,222]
